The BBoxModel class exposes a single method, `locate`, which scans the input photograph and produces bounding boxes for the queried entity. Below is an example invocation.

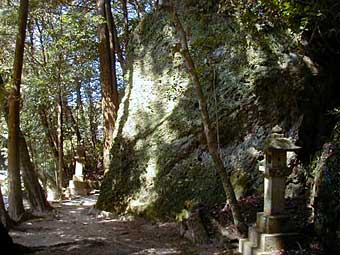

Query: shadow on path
[9,195,228,255]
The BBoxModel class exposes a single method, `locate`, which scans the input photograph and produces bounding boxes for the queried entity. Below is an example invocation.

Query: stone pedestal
[239,180,300,255]
[263,166,290,215]
[69,179,89,196]
[69,158,90,196]
[239,214,300,255]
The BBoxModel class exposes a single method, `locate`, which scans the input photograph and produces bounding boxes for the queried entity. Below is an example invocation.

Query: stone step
[239,226,261,254]
[239,240,274,255]
[256,212,292,234]
[69,180,90,196]
[248,225,261,247]
[259,232,300,252]
[239,238,247,253]
[240,240,258,255]
[254,251,274,255]
[239,232,301,255]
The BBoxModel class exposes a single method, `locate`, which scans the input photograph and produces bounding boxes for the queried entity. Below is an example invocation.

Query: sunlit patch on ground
[9,195,228,255]
[131,248,181,254]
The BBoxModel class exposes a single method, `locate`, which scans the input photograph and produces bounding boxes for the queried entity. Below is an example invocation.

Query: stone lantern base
[239,212,301,255]
[69,175,90,196]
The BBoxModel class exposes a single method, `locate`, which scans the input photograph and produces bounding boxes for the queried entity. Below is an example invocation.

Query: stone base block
[257,212,293,234]
[253,251,273,255]
[260,232,300,251]
[69,180,90,196]
[239,218,301,255]
[73,175,84,182]
[249,225,261,245]
[239,239,258,255]
[239,238,247,253]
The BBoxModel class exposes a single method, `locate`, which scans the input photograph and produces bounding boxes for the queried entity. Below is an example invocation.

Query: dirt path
[9,195,231,255]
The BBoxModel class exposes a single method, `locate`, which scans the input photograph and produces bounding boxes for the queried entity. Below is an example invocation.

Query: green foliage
[96,136,149,213]
[0,0,159,193]
[309,144,340,251]
[217,0,340,41]
[0,2,16,77]
[332,108,340,144]
[151,150,225,219]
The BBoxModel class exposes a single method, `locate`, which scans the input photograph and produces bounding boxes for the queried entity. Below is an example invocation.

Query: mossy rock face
[96,7,309,219]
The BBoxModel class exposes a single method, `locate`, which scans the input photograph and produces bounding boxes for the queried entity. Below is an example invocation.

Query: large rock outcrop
[96,3,339,220]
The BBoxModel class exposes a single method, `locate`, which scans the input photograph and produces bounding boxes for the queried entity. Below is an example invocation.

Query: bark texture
[0,221,14,248]
[96,0,119,173]
[1,77,51,217]
[7,0,29,222]
[0,185,11,229]
[167,3,245,232]
[57,82,64,195]
[0,77,11,229]
[19,132,52,215]
[39,107,59,160]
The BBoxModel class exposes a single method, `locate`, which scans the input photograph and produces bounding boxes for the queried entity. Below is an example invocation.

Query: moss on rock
[96,5,309,219]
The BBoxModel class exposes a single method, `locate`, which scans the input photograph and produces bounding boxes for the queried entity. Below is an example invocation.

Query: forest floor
[9,195,234,255]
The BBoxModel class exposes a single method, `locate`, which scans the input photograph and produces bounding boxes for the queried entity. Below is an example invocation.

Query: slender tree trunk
[7,0,29,222]
[120,0,128,35]
[57,82,64,196]
[112,11,125,73]
[97,0,119,173]
[167,3,245,232]
[75,81,85,145]
[1,79,51,217]
[0,221,14,248]
[0,77,11,229]
[66,105,82,145]
[35,19,47,65]
[132,0,141,19]
[119,0,129,62]
[86,89,98,150]
[105,0,119,107]
[19,132,52,215]
[1,107,51,217]
[39,108,59,160]
[0,185,11,229]
[0,220,31,253]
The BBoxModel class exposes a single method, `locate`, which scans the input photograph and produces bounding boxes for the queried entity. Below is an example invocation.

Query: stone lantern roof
[263,125,301,152]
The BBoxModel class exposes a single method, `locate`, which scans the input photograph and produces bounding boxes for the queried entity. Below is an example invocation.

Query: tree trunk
[120,0,128,36]
[19,132,52,215]
[66,105,82,145]
[119,0,129,64]
[167,3,245,232]
[0,185,11,229]
[39,107,59,160]
[132,0,141,19]
[7,0,29,222]
[57,82,64,197]
[1,100,51,217]
[111,9,126,73]
[75,81,85,145]
[97,0,119,173]
[104,0,119,107]
[0,220,31,253]
[0,221,14,248]
[86,89,98,150]
[0,78,11,229]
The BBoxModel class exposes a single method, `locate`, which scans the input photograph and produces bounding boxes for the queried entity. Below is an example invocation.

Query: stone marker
[239,125,301,255]
[69,154,89,196]
[75,160,84,179]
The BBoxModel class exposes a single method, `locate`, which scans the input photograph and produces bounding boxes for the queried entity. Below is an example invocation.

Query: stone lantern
[69,146,90,196]
[239,126,301,255]
[262,125,300,216]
